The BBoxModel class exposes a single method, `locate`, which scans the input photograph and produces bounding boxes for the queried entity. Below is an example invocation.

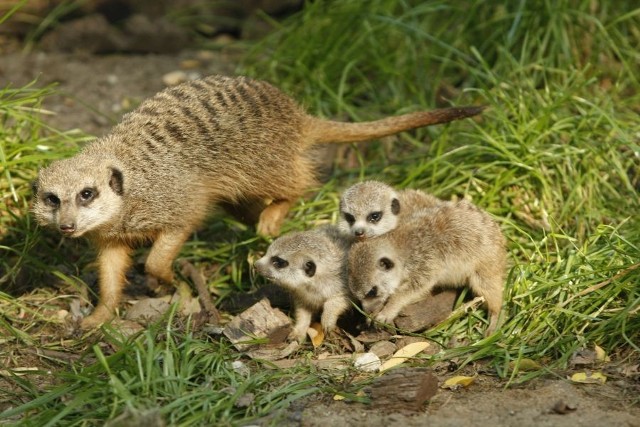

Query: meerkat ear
[391,198,400,215]
[109,167,124,196]
[31,179,38,195]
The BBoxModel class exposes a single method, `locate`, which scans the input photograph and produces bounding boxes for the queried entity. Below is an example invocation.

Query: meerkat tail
[306,105,486,144]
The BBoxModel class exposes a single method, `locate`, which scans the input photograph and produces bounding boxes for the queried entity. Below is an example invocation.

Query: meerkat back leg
[220,197,268,226]
[81,243,132,329]
[257,200,293,237]
[145,228,194,290]
[468,272,504,336]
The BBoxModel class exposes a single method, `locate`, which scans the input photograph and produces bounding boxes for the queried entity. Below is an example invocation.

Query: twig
[179,260,221,324]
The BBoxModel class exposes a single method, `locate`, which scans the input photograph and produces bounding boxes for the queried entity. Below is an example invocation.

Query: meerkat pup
[348,198,506,336]
[338,180,442,240]
[32,74,484,329]
[254,225,351,342]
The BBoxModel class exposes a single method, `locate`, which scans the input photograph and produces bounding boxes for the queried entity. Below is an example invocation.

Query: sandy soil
[1,50,639,427]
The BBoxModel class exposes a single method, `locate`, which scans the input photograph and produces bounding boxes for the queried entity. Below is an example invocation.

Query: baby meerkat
[348,198,506,336]
[32,74,484,329]
[254,225,351,342]
[338,180,441,239]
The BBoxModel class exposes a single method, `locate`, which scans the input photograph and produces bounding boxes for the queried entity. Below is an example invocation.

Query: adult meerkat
[32,74,484,329]
[254,226,351,342]
[339,180,442,239]
[348,198,506,336]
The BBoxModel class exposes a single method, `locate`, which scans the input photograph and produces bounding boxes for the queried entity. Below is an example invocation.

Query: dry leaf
[309,323,325,348]
[379,341,429,372]
[441,375,477,389]
[594,344,610,362]
[570,371,607,384]
[0,367,39,377]
[509,358,541,372]
[333,390,365,401]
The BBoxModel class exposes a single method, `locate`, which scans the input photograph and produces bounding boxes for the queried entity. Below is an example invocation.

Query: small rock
[369,340,397,359]
[231,360,250,376]
[196,50,217,62]
[354,352,382,372]
[162,70,188,87]
[180,59,201,70]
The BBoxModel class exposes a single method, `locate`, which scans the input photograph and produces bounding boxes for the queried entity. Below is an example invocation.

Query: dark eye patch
[378,257,394,271]
[365,286,378,298]
[367,211,383,223]
[304,260,316,277]
[44,193,60,208]
[77,187,98,205]
[343,212,355,226]
[271,256,289,269]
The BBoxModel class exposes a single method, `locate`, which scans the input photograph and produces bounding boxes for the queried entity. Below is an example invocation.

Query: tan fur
[348,197,506,336]
[254,225,351,342]
[31,75,483,329]
[339,180,441,239]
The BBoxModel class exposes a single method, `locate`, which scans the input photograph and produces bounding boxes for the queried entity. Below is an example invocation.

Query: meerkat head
[32,153,125,238]
[339,181,401,240]
[254,229,342,291]
[347,238,403,316]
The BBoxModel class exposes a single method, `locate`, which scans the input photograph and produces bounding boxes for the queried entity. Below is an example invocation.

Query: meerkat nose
[354,229,365,237]
[59,223,76,234]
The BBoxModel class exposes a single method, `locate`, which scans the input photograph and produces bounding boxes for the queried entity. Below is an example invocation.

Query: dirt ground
[1,49,639,426]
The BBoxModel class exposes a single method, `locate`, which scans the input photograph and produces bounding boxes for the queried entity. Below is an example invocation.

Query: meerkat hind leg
[81,243,132,329]
[468,273,503,336]
[257,200,293,237]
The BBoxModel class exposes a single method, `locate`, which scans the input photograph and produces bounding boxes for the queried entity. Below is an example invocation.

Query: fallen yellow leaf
[509,358,541,372]
[570,371,607,384]
[379,341,430,372]
[594,344,610,362]
[442,375,477,389]
[308,322,324,348]
[333,390,365,401]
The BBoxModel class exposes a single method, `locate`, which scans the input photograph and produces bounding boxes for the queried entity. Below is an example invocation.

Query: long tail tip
[453,104,489,118]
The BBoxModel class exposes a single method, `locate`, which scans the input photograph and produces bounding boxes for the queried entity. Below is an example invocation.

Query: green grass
[1,0,640,425]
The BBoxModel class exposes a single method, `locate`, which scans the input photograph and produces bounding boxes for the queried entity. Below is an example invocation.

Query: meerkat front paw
[374,308,399,327]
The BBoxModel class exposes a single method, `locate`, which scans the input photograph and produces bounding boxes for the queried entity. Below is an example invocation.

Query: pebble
[162,70,188,86]
[180,59,201,69]
[354,352,382,372]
